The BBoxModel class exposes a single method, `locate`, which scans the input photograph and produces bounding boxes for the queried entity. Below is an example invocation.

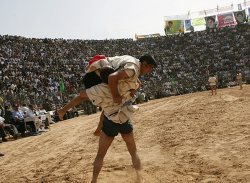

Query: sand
[0,85,250,183]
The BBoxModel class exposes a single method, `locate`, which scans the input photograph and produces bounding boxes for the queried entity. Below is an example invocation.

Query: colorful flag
[191,18,205,26]
[191,17,206,31]
[184,19,192,31]
[164,20,184,35]
[234,10,247,24]
[217,12,236,28]
[205,16,217,29]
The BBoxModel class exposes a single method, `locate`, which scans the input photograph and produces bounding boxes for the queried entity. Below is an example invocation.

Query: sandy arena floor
[0,85,250,183]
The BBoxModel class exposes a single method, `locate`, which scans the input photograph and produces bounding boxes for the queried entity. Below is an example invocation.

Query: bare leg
[57,90,89,120]
[93,111,104,136]
[121,132,142,182]
[210,86,213,95]
[121,132,141,170]
[211,86,216,95]
[91,132,114,183]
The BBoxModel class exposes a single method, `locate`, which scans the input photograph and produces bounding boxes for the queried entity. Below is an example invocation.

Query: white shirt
[86,66,140,123]
[208,77,217,86]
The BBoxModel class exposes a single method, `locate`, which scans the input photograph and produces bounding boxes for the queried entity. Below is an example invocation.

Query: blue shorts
[102,116,133,137]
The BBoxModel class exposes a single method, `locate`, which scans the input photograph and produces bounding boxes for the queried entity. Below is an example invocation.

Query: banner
[164,20,184,35]
[205,16,217,29]
[217,12,236,28]
[163,1,250,33]
[234,10,247,24]
[184,19,193,32]
[191,17,206,31]
[191,18,205,26]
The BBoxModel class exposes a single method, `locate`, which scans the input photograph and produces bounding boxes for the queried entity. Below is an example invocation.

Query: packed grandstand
[1,23,249,110]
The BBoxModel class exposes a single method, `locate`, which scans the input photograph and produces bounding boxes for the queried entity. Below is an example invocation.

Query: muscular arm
[108,70,130,104]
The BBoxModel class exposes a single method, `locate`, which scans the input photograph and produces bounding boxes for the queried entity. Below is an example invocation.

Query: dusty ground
[0,85,250,183]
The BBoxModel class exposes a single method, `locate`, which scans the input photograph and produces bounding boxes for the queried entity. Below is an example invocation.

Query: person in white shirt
[208,75,218,95]
[236,72,243,90]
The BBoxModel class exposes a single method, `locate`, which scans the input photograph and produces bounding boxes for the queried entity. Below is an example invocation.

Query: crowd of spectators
[0,24,249,109]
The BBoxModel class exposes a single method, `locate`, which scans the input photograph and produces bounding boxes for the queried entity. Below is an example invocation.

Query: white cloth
[86,81,139,124]
[86,55,141,123]
[208,77,217,86]
[86,55,140,79]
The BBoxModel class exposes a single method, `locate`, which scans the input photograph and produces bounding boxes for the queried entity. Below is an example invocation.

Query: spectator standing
[208,74,218,95]
[236,72,243,90]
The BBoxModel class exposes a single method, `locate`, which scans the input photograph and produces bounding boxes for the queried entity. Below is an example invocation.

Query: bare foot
[136,170,144,183]
[57,109,65,121]
[93,129,101,136]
